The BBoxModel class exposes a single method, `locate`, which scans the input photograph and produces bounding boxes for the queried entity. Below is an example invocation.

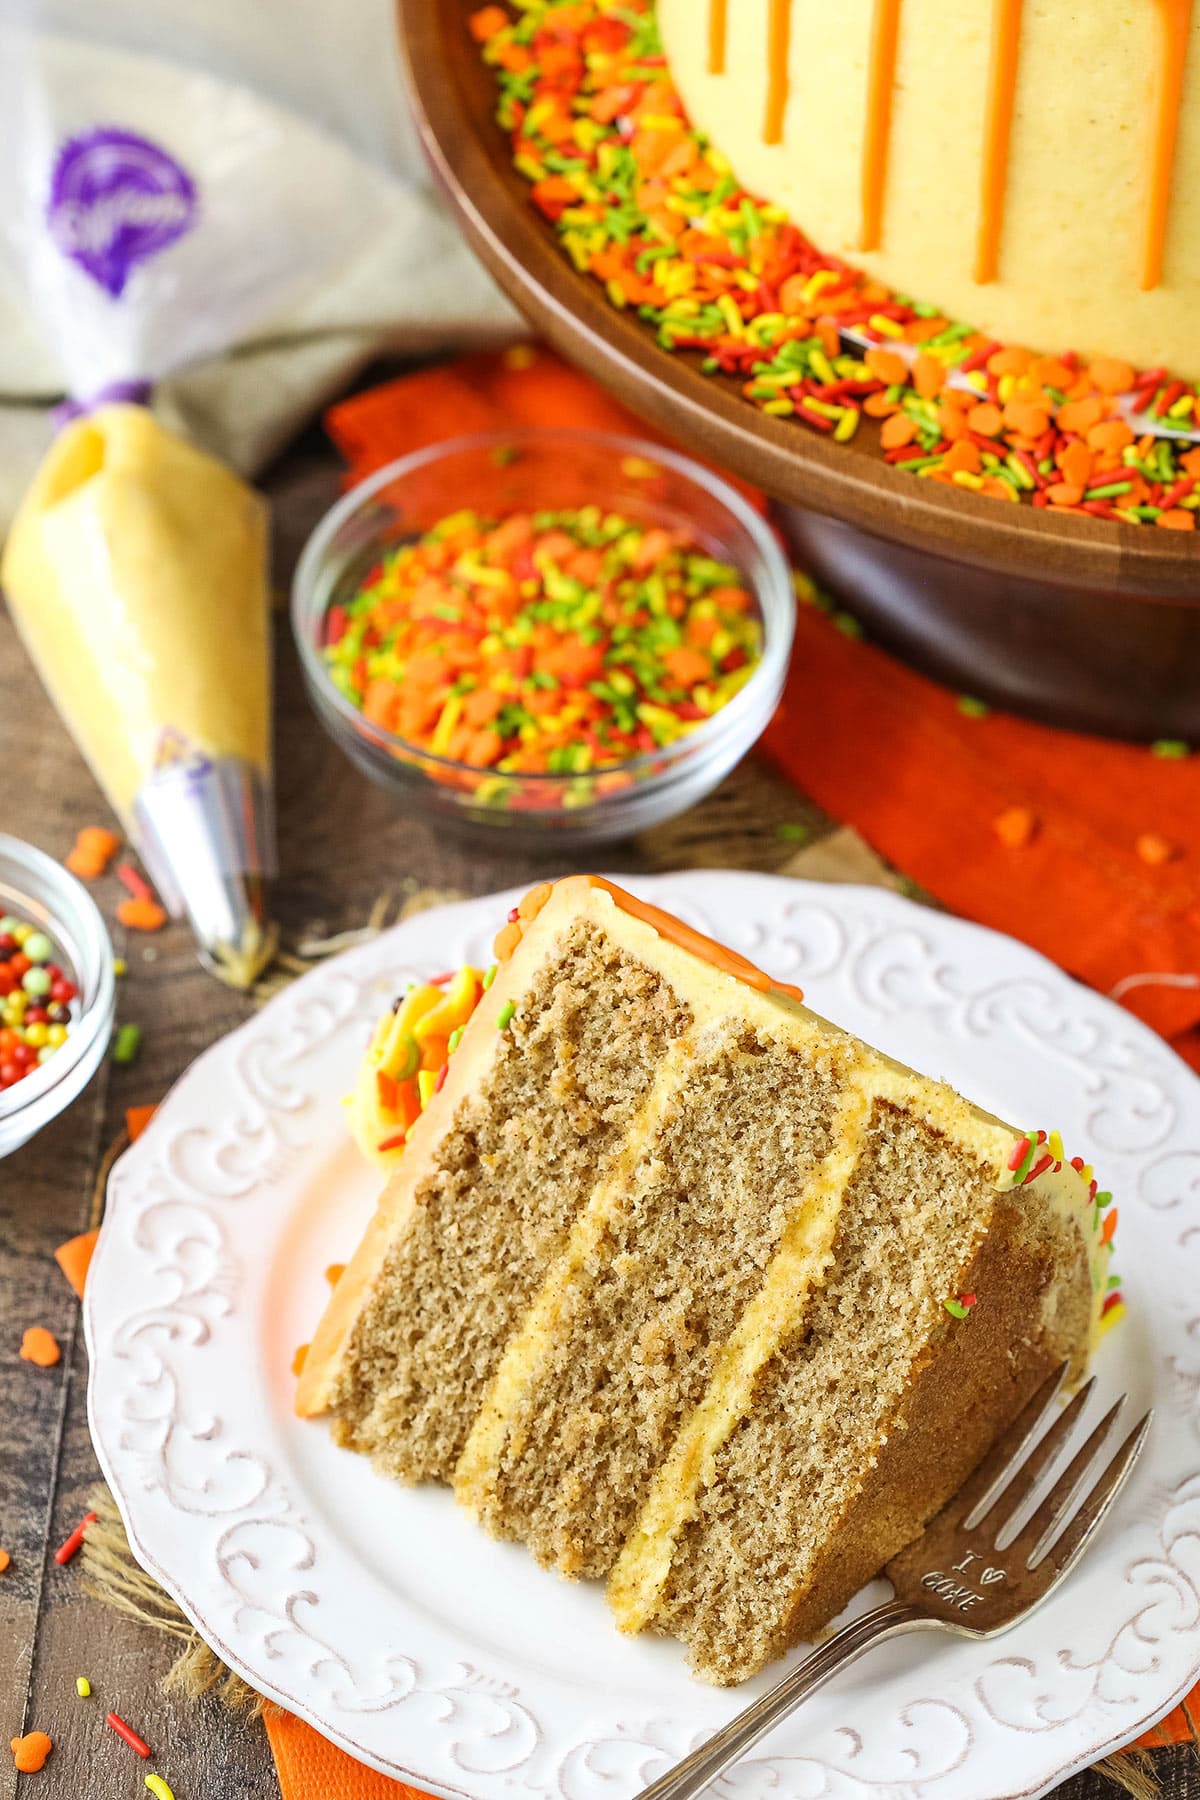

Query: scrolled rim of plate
[85,873,1200,1800]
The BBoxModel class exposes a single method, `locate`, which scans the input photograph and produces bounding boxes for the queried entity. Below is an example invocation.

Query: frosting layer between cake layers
[658,0,1200,381]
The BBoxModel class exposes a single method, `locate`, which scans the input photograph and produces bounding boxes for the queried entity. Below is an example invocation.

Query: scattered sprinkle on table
[10,1731,52,1773]
[0,914,78,1090]
[106,1711,152,1759]
[54,1229,99,1299]
[474,0,1200,527]
[113,1023,142,1065]
[125,1103,158,1141]
[54,1510,97,1565]
[0,1549,10,1574]
[145,1777,176,1800]
[324,506,762,803]
[1136,832,1178,866]
[65,825,121,880]
[19,1326,61,1368]
[993,805,1037,849]
[75,1676,91,1698]
[115,864,168,932]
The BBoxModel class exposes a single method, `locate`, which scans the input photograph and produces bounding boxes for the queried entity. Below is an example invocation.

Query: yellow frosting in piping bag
[2,403,275,983]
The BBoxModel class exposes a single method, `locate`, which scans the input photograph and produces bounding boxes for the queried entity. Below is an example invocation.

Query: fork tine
[1015,1396,1127,1568]
[959,1361,1070,1530]
[981,1376,1098,1546]
[1036,1412,1153,1583]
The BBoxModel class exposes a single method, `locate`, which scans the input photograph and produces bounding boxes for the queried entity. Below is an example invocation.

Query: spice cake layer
[298,876,1112,1682]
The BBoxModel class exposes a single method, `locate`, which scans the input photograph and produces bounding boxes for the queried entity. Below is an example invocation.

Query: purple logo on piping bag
[47,128,197,298]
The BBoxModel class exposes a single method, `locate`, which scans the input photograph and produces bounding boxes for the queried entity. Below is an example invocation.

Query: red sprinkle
[54,1510,98,1566]
[1007,1135,1032,1171]
[960,1293,978,1307]
[434,1063,449,1094]
[115,863,153,902]
[105,1713,151,1759]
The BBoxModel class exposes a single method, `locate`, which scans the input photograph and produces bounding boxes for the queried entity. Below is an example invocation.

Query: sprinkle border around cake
[469,0,1200,530]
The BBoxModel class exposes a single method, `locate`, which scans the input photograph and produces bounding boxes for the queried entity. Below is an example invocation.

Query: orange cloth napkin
[256,345,1199,1797]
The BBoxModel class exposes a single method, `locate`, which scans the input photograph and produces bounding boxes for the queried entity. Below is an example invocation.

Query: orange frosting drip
[975,0,1024,284]
[708,0,728,75]
[764,0,792,145]
[860,0,903,251]
[1142,0,1194,289]
[586,876,805,1004]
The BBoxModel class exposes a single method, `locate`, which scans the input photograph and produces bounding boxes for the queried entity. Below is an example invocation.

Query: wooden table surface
[1,425,1192,1800]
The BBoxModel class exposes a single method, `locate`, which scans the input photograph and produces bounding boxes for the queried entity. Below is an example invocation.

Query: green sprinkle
[775,823,810,843]
[1083,480,1134,501]
[1151,739,1190,759]
[1107,1274,1123,1290]
[482,963,498,990]
[943,1298,970,1320]
[447,1027,464,1054]
[113,1023,141,1065]
[833,611,863,640]
[497,1001,516,1031]
[957,695,990,719]
[1094,1190,1114,1209]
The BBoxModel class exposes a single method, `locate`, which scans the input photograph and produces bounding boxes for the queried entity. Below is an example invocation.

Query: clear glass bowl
[292,429,795,845]
[0,835,115,1159]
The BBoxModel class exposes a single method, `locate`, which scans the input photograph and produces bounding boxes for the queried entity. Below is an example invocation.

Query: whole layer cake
[657,0,1200,382]
[298,877,1115,1684]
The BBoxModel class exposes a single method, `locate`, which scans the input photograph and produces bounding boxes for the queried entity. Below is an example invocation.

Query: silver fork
[638,1364,1151,1800]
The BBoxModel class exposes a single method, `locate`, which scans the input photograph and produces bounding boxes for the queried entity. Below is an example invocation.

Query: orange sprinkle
[116,897,167,932]
[66,826,121,880]
[879,411,918,449]
[1003,399,1051,438]
[493,920,523,962]
[967,402,1004,438]
[1087,418,1135,455]
[0,1550,10,1573]
[291,1344,309,1377]
[1136,832,1178,865]
[468,5,509,40]
[1056,396,1105,436]
[10,1732,52,1773]
[1157,508,1196,530]
[987,345,1033,379]
[942,439,982,476]
[1046,482,1085,508]
[912,352,946,400]
[19,1327,61,1367]
[994,805,1037,848]
[53,1230,99,1299]
[125,1104,158,1142]
[1089,356,1136,395]
[1058,441,1093,490]
[325,1264,345,1287]
[864,346,908,386]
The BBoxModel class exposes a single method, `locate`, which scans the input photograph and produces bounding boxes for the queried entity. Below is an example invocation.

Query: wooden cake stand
[397,0,1199,740]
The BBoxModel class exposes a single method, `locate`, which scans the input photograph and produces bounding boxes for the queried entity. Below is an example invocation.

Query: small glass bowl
[0,835,116,1159]
[292,428,795,845]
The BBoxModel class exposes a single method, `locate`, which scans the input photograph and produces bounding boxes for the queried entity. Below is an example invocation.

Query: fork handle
[636,1600,929,1800]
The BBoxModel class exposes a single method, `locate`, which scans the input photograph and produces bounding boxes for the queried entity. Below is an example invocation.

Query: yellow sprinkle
[964,369,989,393]
[834,408,859,443]
[952,470,985,490]
[868,313,904,339]
[1097,1301,1126,1338]
[1048,1129,1065,1164]
[417,1069,438,1106]
[762,398,794,416]
[997,373,1015,404]
[1081,1163,1094,1186]
[75,1676,91,1698]
[716,293,744,338]
[1168,394,1194,419]
[113,958,127,977]
[145,1778,175,1800]
[430,694,463,757]
[809,349,835,385]
[801,268,837,304]
[638,114,683,132]
[620,455,658,480]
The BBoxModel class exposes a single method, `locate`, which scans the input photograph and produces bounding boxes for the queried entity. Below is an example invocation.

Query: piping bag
[0,20,392,984]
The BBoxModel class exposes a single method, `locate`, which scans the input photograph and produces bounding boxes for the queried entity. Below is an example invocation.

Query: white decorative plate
[86,874,1200,1800]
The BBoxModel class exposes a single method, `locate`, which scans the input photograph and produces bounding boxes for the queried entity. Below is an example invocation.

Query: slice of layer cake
[298,876,1114,1684]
